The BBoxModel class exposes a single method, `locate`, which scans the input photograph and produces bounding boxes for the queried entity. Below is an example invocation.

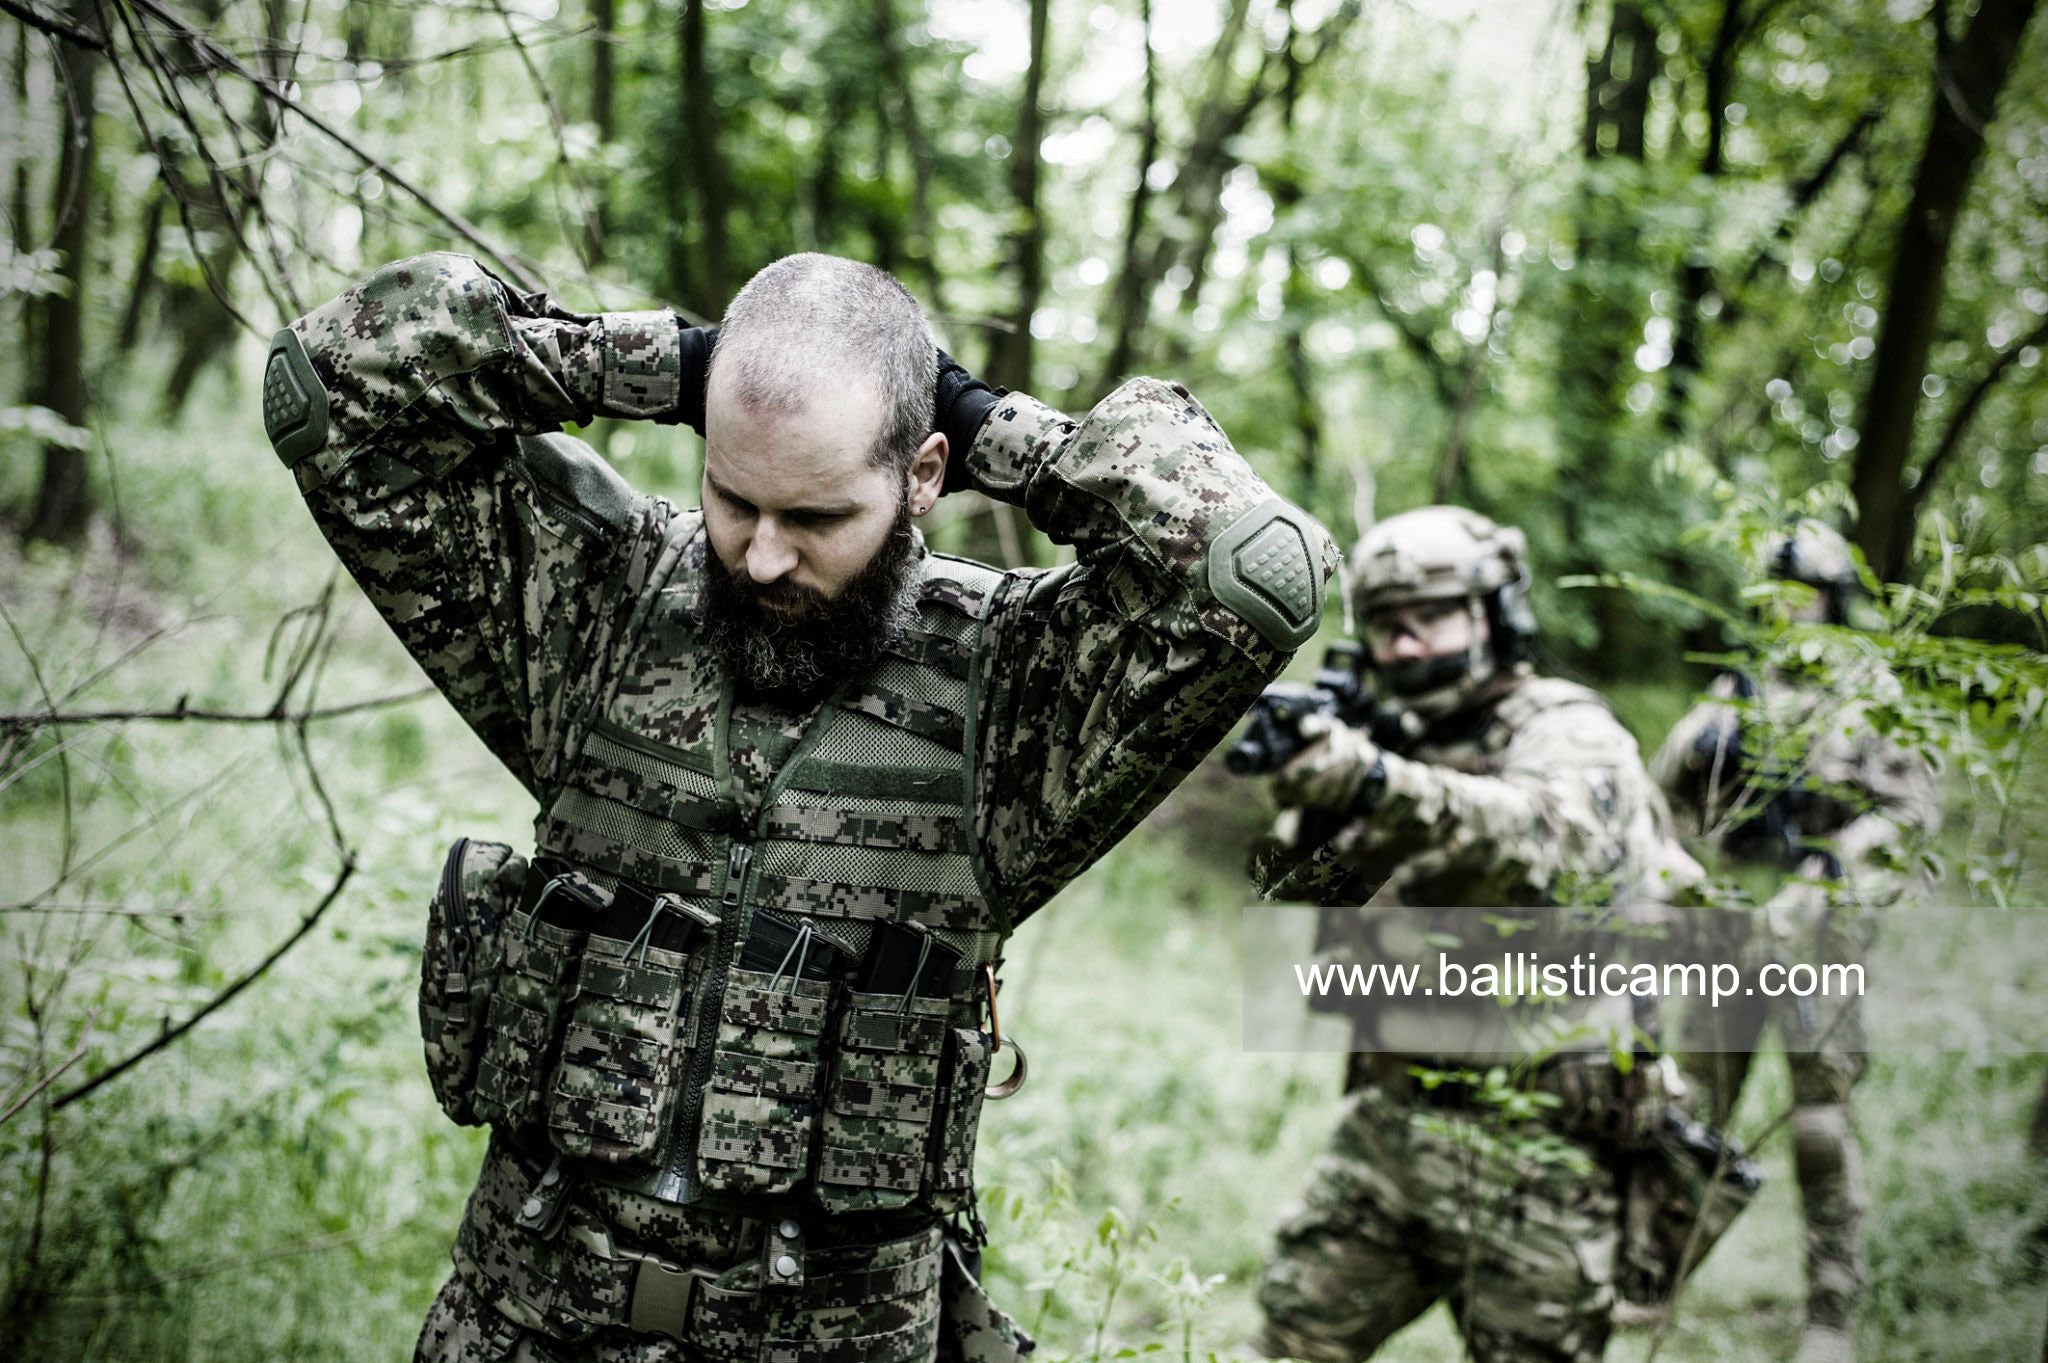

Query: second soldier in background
[1654,520,1938,1363]
[1251,506,1701,1363]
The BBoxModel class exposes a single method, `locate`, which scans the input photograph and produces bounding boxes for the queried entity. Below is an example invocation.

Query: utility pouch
[696,913,842,1198]
[937,1229,1036,1362]
[472,872,595,1132]
[419,837,527,1126]
[1616,1105,1764,1308]
[926,1027,994,1216]
[547,882,717,1165]
[813,989,952,1212]
[814,923,963,1212]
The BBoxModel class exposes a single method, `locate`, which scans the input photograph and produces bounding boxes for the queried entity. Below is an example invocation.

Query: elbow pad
[1208,497,1328,651]
[263,327,331,467]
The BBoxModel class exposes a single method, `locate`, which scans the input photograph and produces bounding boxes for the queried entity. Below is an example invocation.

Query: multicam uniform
[263,254,1336,1362]
[1654,663,1937,1348]
[1255,669,1695,1363]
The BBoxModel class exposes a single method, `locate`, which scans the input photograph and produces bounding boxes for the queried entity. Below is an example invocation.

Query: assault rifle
[1225,641,1397,776]
[1692,672,1842,879]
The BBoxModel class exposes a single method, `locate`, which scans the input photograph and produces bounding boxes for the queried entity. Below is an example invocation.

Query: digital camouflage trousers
[1259,1084,1622,1363]
[1680,889,1870,1334]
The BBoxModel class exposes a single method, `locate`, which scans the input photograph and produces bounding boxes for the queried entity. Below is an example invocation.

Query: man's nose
[745,521,798,583]
[1388,629,1430,662]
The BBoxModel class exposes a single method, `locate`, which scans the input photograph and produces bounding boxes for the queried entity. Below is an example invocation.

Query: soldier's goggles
[1362,599,1468,648]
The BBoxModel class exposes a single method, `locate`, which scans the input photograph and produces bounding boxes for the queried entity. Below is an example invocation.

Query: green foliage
[5,1,2048,1358]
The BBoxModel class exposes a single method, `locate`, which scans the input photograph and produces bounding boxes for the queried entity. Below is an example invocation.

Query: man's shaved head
[710,253,937,473]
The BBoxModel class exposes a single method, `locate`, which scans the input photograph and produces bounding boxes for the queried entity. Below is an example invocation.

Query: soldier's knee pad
[1790,1104,1855,1183]
[1788,1048,1863,1106]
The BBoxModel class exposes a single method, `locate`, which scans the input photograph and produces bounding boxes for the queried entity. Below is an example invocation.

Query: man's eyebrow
[704,469,863,517]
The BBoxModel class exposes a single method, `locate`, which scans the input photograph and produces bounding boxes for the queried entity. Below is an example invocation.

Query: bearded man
[261,251,1335,1362]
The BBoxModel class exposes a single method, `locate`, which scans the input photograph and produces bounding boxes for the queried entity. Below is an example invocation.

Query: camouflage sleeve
[266,254,683,793]
[1649,679,1743,835]
[965,379,1339,921]
[1359,701,1659,904]
[1829,729,1940,897]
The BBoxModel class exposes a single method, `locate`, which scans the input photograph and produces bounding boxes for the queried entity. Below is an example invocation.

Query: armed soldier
[1250,506,1705,1363]
[1653,520,1938,1363]
[261,251,1336,1362]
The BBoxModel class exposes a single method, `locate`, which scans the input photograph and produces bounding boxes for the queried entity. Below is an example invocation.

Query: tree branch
[1735,103,1881,291]
[486,0,604,265]
[50,855,356,1111]
[0,684,434,730]
[0,0,105,51]
[0,1008,99,1125]
[1904,309,2048,516]
[125,0,542,293]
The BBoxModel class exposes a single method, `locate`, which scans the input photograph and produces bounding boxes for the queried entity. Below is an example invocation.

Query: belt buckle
[626,1255,717,1342]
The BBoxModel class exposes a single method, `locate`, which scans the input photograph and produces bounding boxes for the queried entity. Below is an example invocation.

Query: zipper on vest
[655,839,753,1203]
[439,836,472,978]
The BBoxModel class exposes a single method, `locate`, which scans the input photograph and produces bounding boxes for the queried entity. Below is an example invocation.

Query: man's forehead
[704,384,889,505]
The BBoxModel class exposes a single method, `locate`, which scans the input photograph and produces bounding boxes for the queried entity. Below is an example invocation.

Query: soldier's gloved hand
[934,350,1002,494]
[1271,714,1388,812]
[660,320,718,436]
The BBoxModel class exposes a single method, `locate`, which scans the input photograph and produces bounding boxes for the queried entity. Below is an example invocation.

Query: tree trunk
[1094,0,1158,396]
[114,191,164,353]
[1555,1,1657,666]
[11,19,38,408]
[1660,0,1745,436]
[1850,0,2038,582]
[1275,5,1321,504]
[588,0,615,263]
[681,0,731,313]
[26,0,97,547]
[985,0,1049,392]
[874,0,944,312]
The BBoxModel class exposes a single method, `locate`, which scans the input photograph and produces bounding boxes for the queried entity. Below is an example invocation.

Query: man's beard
[701,492,920,705]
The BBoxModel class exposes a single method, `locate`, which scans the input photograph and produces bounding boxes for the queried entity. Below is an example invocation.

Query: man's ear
[906,431,947,515]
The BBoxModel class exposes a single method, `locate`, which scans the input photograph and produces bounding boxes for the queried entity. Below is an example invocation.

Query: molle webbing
[523,553,1009,1213]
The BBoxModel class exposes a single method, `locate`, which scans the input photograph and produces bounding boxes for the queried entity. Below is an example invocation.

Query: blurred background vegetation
[2,0,2046,1357]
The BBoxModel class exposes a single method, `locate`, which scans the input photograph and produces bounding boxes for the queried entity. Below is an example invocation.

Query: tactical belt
[618,1251,724,1342]
[594,1225,945,1348]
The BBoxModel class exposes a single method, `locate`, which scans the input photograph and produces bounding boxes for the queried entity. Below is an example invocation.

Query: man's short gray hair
[711,254,937,473]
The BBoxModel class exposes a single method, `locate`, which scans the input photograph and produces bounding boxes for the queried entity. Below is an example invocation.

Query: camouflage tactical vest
[463,530,1009,1218]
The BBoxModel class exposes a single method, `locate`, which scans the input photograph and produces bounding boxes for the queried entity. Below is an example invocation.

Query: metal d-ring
[980,961,1027,1099]
[986,1035,1028,1100]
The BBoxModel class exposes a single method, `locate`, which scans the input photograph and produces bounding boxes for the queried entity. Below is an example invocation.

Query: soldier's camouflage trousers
[1679,899,1869,1333]
[1259,1085,1621,1363]
[418,1136,1032,1363]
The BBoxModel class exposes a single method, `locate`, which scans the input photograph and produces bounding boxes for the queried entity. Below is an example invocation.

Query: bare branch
[125,0,542,294]
[0,1006,100,1125]
[51,855,356,1111]
[1904,309,2048,515]
[0,0,105,51]
[0,684,435,730]
[91,0,259,329]
[486,0,604,265]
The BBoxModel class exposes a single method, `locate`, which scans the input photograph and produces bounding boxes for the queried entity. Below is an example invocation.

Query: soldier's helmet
[1771,519,1858,623]
[1348,506,1528,616]
[1773,519,1856,589]
[1347,506,1538,715]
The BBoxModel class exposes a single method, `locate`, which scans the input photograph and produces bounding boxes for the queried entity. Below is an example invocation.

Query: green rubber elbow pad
[263,327,330,466]
[1207,497,1327,651]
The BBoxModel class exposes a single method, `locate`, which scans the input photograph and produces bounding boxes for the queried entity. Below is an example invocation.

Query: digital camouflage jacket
[267,253,1336,1354]
[1254,674,1698,1060]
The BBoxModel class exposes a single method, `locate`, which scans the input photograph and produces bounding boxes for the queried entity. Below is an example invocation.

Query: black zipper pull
[722,842,753,911]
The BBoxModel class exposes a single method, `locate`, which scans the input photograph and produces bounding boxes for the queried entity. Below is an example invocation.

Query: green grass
[3,368,2044,1360]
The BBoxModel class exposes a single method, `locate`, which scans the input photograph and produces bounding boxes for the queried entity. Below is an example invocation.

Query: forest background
[2,0,2047,1358]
